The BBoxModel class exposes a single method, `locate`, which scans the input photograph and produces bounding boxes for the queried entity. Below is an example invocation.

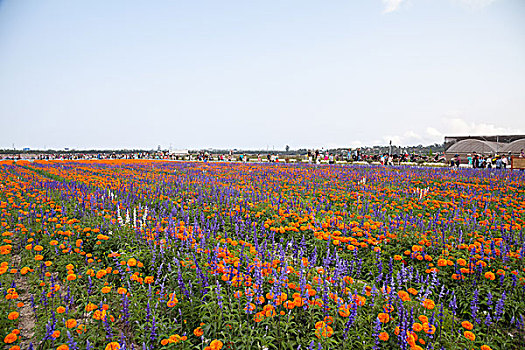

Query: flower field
[0,160,524,350]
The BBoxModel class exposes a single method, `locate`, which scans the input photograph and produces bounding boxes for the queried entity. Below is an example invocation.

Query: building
[444,135,525,159]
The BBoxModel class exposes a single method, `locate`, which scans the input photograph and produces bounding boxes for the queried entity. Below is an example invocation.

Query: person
[329,153,335,165]
[455,155,460,167]
[495,156,503,169]
[478,156,485,168]
[502,153,509,168]
[473,153,479,169]
[520,149,525,158]
[467,154,472,168]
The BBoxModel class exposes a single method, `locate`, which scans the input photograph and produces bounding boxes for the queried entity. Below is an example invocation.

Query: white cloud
[382,0,498,13]
[383,130,423,146]
[382,112,523,146]
[348,140,365,148]
[426,127,442,138]
[454,0,499,10]
[382,0,405,13]
[438,116,522,136]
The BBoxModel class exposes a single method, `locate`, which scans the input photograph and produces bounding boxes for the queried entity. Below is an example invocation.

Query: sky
[1,0,524,151]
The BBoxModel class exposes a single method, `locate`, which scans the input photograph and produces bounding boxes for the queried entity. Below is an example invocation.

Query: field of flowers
[0,160,524,350]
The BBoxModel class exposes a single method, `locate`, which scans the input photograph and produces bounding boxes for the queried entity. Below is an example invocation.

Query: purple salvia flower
[150,314,157,341]
[487,292,493,309]
[485,311,493,327]
[495,291,506,322]
[67,330,78,350]
[103,311,113,340]
[216,280,223,309]
[471,289,480,324]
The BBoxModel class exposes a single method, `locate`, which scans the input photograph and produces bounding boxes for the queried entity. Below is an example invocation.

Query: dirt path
[11,238,36,349]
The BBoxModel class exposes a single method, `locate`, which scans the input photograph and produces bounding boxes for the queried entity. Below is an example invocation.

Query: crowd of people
[449,150,524,169]
[2,148,524,169]
[305,149,445,165]
[0,152,160,161]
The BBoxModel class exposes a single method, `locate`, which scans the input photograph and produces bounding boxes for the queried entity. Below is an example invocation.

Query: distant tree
[285,145,290,152]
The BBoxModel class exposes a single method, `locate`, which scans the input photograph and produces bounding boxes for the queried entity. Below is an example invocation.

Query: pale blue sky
[1,0,524,150]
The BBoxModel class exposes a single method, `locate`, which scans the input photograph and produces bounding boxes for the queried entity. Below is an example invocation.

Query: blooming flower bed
[0,160,524,349]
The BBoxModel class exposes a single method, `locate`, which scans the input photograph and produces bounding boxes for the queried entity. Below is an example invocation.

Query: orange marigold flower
[166,294,178,307]
[85,303,97,312]
[56,345,70,350]
[437,259,447,267]
[423,323,436,334]
[407,288,418,295]
[377,313,390,323]
[314,322,334,338]
[293,297,304,307]
[8,311,19,320]
[65,319,77,328]
[338,306,350,317]
[96,270,107,279]
[398,290,411,302]
[105,342,120,350]
[193,327,204,337]
[378,331,389,341]
[76,325,86,335]
[101,286,111,294]
[209,339,223,350]
[413,323,423,332]
[480,346,492,350]
[484,272,495,280]
[51,330,61,338]
[4,333,17,344]
[93,310,105,320]
[422,299,435,310]
[461,321,473,330]
[464,331,475,341]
